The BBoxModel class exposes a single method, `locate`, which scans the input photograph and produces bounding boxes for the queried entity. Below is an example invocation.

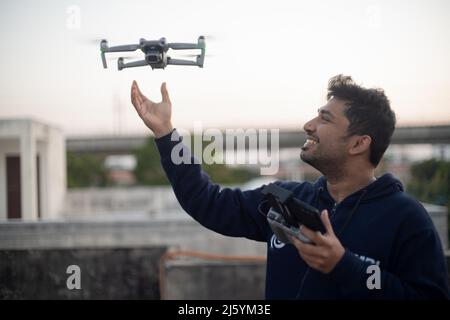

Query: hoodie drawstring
[315,187,324,207]
[337,189,367,236]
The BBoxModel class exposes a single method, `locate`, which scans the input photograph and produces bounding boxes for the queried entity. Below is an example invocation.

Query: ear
[348,135,371,156]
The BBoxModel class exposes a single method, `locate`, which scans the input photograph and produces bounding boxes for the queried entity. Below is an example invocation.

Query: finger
[290,236,310,260]
[133,81,145,105]
[131,81,141,105]
[134,81,144,99]
[131,81,140,109]
[290,236,322,258]
[300,225,325,245]
[321,210,335,236]
[161,82,171,104]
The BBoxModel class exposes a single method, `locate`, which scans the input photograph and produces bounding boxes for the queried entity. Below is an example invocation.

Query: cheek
[316,126,334,142]
[317,128,344,148]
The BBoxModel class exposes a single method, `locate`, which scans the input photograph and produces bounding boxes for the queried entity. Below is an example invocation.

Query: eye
[320,115,329,122]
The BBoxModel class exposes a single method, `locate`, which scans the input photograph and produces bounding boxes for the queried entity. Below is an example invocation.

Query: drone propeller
[167,58,199,66]
[77,37,106,45]
[202,34,219,42]
[175,53,216,58]
[106,55,137,60]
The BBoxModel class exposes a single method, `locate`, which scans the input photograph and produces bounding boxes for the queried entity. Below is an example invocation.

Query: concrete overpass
[67,124,450,154]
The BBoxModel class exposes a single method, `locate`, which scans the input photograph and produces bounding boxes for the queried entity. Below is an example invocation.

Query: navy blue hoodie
[156,129,450,299]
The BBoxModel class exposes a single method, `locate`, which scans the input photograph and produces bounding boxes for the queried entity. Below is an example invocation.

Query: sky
[0,0,449,136]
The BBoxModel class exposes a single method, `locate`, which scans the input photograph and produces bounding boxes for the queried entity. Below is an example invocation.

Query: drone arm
[167,58,201,67]
[104,44,140,52]
[101,41,140,69]
[118,58,149,71]
[167,43,201,50]
[101,51,108,68]
[167,37,206,68]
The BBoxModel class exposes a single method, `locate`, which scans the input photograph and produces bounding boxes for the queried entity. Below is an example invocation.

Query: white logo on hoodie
[270,234,286,249]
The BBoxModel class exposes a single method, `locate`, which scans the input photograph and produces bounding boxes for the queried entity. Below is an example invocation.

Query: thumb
[321,209,335,236]
[161,82,171,104]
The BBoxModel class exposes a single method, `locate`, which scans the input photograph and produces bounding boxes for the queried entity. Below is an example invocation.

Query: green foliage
[133,137,259,185]
[202,163,258,184]
[67,152,108,188]
[407,159,450,207]
[133,138,170,185]
[407,159,450,242]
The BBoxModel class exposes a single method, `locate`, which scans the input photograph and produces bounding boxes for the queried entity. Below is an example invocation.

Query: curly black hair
[327,75,396,167]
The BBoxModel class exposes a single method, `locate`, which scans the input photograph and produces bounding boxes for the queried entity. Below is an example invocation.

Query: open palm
[131,80,173,138]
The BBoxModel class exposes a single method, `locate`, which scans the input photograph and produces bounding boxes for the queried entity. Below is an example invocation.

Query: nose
[303,117,316,134]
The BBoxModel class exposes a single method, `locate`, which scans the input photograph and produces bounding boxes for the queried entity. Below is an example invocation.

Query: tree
[408,159,450,206]
[66,152,108,188]
[407,159,450,243]
[133,137,259,185]
[133,137,170,185]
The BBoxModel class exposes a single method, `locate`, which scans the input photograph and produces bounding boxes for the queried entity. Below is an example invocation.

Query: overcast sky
[0,0,449,136]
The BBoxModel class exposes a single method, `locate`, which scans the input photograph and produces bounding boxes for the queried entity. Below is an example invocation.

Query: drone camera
[146,52,162,63]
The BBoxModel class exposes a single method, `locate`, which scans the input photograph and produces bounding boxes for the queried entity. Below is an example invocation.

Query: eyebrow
[317,108,335,119]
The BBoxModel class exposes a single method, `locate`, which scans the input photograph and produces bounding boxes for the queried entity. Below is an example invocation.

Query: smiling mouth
[301,138,318,150]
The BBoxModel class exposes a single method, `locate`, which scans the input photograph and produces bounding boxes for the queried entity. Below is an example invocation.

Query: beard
[300,144,347,178]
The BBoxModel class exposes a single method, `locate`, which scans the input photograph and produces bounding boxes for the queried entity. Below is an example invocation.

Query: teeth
[303,139,317,148]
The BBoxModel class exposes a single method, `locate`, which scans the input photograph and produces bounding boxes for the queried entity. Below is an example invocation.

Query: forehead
[319,98,350,124]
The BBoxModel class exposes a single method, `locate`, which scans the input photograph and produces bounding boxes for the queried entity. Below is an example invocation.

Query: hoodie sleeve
[328,219,450,299]
[154,129,270,242]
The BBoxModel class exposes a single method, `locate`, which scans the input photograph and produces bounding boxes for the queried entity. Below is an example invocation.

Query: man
[130,75,450,299]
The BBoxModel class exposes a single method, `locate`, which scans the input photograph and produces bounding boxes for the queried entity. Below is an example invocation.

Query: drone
[100,36,206,70]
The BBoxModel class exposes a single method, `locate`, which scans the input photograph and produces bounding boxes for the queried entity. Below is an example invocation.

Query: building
[0,119,66,220]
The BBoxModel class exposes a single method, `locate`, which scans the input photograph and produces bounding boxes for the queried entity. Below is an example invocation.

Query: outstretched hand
[130,80,173,138]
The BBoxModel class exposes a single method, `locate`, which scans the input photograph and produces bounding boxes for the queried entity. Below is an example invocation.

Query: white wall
[44,126,66,219]
[0,119,66,220]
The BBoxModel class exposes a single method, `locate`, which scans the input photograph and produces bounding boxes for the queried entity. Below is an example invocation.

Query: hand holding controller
[267,208,313,244]
[261,183,326,244]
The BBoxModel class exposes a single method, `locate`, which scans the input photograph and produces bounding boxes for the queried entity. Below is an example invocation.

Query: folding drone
[100,36,206,70]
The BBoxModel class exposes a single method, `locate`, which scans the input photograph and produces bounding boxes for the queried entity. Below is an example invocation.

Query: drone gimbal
[100,36,206,70]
